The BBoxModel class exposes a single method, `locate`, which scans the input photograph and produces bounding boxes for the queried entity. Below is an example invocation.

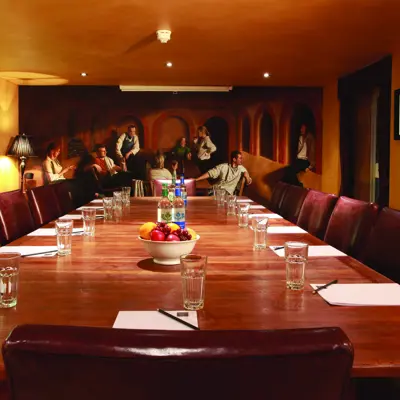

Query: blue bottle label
[173,208,185,229]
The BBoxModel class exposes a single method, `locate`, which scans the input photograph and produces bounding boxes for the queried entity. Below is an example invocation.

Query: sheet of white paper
[76,206,104,211]
[90,199,104,204]
[249,213,283,219]
[249,205,265,210]
[270,245,346,258]
[236,199,253,203]
[113,311,198,331]
[267,226,306,234]
[59,214,83,220]
[0,246,58,256]
[28,228,83,236]
[310,283,400,306]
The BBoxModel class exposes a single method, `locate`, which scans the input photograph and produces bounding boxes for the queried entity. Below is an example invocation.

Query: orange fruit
[139,222,157,240]
[167,223,180,233]
[186,227,197,240]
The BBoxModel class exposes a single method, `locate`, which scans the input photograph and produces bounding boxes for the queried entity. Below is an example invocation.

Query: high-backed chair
[269,181,289,214]
[3,325,353,400]
[0,190,36,245]
[362,207,400,283]
[52,181,74,215]
[279,185,309,224]
[324,196,378,259]
[153,179,196,197]
[26,186,62,226]
[297,190,338,240]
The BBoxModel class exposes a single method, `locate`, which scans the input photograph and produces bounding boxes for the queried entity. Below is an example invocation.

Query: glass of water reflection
[226,194,237,216]
[252,216,268,250]
[55,219,73,255]
[237,204,250,228]
[102,197,113,220]
[0,253,20,308]
[81,207,96,236]
[285,242,308,290]
[180,254,207,310]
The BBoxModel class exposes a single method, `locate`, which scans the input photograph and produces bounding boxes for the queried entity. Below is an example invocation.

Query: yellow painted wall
[0,78,19,192]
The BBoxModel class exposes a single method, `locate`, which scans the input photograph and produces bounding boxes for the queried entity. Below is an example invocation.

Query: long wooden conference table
[0,196,400,381]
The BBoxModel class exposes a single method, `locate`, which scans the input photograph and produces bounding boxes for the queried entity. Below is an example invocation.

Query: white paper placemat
[236,199,253,203]
[0,246,58,257]
[28,228,83,236]
[249,213,283,219]
[267,226,306,234]
[270,245,346,257]
[90,199,104,204]
[249,205,266,210]
[59,214,83,220]
[76,206,104,211]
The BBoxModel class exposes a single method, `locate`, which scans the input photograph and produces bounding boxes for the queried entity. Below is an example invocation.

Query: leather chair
[0,190,36,245]
[324,196,378,259]
[279,185,309,224]
[362,207,400,283]
[269,181,289,214]
[297,190,338,240]
[26,185,62,226]
[3,325,353,400]
[153,179,196,196]
[52,181,74,215]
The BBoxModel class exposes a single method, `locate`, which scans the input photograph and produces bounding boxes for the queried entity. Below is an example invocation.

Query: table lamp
[7,133,35,191]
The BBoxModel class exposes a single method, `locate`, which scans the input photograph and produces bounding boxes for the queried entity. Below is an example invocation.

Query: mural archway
[241,115,251,153]
[152,116,190,153]
[259,111,275,160]
[203,116,229,164]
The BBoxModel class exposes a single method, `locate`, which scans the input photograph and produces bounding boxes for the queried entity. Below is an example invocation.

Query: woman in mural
[171,137,191,174]
[42,143,76,184]
[193,126,217,173]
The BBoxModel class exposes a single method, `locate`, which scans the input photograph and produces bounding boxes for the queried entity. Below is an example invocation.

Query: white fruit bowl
[138,235,200,265]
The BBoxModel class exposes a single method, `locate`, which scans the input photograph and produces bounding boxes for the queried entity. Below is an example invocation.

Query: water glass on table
[216,189,226,207]
[238,204,250,228]
[55,219,73,255]
[121,186,131,207]
[252,216,268,250]
[113,191,123,220]
[102,197,113,220]
[226,194,237,216]
[81,208,96,236]
[285,242,308,290]
[0,253,20,308]
[180,254,207,311]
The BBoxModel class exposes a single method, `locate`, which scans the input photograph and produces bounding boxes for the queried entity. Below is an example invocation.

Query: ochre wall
[391,51,400,209]
[0,79,19,192]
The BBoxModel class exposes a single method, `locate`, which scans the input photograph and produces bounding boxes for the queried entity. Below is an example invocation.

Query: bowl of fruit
[138,222,200,265]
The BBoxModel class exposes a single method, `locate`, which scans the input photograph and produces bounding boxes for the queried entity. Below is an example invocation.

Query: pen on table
[22,250,58,258]
[273,246,284,251]
[157,309,200,330]
[312,279,338,294]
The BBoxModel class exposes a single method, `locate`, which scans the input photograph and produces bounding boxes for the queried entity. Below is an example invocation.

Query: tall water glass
[285,242,308,290]
[121,187,131,207]
[81,207,96,236]
[252,217,268,250]
[180,254,207,310]
[55,219,73,255]
[0,253,20,308]
[216,189,226,207]
[238,204,250,228]
[227,194,237,216]
[103,197,113,220]
[113,192,123,220]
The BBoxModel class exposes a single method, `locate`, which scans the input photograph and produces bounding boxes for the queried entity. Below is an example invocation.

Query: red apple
[166,234,180,242]
[150,230,165,241]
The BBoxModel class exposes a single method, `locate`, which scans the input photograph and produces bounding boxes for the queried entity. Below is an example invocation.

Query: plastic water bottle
[180,174,187,207]
[172,185,185,229]
[157,184,172,223]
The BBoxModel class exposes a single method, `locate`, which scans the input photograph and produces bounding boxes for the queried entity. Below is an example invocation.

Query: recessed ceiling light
[263,72,270,78]
[81,72,87,77]
[166,62,173,68]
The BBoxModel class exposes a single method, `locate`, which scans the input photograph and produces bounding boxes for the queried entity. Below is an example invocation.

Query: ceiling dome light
[81,72,87,77]
[156,30,171,43]
[166,62,173,68]
[263,72,270,78]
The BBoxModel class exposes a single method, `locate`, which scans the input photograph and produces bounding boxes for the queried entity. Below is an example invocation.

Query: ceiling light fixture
[166,62,173,68]
[81,72,87,77]
[263,72,270,78]
[120,85,232,93]
[156,30,171,43]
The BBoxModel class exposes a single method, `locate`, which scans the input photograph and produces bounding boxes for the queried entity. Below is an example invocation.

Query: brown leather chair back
[3,325,353,400]
[52,181,74,215]
[363,207,400,283]
[153,179,196,197]
[324,196,378,259]
[26,185,62,226]
[0,190,36,245]
[269,181,289,213]
[297,190,338,240]
[279,185,309,224]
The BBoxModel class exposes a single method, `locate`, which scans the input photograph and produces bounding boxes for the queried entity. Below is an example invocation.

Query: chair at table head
[2,325,353,400]
[152,179,196,197]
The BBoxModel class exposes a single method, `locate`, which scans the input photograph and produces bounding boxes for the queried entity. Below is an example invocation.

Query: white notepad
[76,206,104,211]
[59,214,83,220]
[0,246,58,256]
[28,228,83,236]
[249,205,266,210]
[310,283,400,306]
[236,199,253,203]
[267,226,306,234]
[90,199,104,204]
[249,213,283,220]
[113,311,198,331]
[270,245,346,257]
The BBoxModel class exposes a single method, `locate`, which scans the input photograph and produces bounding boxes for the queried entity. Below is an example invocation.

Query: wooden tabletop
[1,197,400,379]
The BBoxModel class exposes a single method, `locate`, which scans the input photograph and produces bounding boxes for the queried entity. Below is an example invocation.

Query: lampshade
[7,133,35,158]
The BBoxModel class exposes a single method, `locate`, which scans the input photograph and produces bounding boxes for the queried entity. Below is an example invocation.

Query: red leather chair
[52,181,74,215]
[279,185,309,224]
[153,179,196,196]
[26,185,62,226]
[3,325,353,400]
[0,190,36,245]
[297,190,338,240]
[269,181,289,213]
[324,196,378,259]
[362,207,400,283]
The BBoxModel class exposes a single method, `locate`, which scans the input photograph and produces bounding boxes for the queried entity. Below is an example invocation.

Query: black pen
[157,309,199,330]
[273,246,284,251]
[312,279,338,294]
[22,250,58,258]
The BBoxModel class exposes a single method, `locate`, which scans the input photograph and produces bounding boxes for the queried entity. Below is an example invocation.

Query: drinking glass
[285,242,308,290]
[226,194,237,216]
[212,186,217,201]
[121,187,131,207]
[252,217,268,250]
[216,189,226,207]
[0,253,20,308]
[55,219,73,255]
[81,207,96,236]
[238,204,250,228]
[113,192,123,220]
[180,254,207,310]
[102,197,113,220]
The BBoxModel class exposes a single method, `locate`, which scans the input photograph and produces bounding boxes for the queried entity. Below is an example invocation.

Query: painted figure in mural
[193,126,217,173]
[42,143,76,184]
[115,124,140,172]
[171,137,192,174]
[196,150,252,195]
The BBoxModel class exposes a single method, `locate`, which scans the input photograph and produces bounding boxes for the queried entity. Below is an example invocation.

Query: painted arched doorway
[203,116,229,164]
[156,116,190,153]
[259,111,274,160]
[241,116,251,153]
